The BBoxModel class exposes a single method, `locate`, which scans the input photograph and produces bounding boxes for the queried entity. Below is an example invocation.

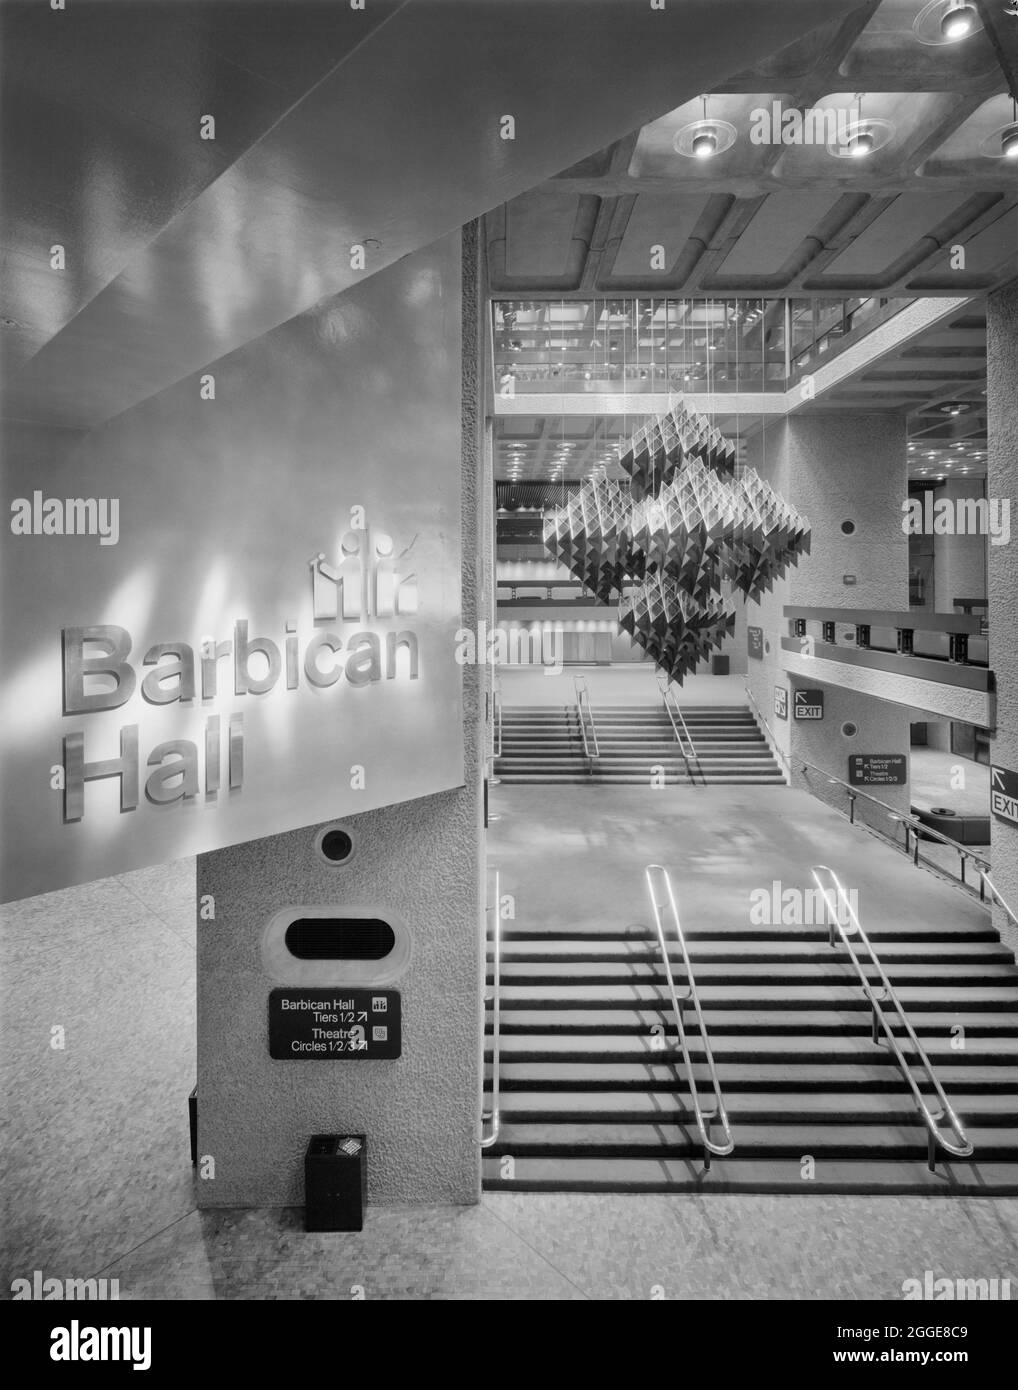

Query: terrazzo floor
[3,813,1017,1301]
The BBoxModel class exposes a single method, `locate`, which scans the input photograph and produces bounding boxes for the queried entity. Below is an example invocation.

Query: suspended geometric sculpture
[543,399,811,684]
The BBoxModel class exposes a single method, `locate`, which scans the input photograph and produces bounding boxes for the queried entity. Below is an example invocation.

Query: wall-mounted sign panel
[848,754,908,787]
[794,688,824,720]
[747,626,764,659]
[774,686,788,720]
[991,766,1018,826]
[0,236,464,901]
[268,988,401,1060]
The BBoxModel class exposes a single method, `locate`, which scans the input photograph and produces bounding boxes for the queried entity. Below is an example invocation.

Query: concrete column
[745,412,912,835]
[934,477,988,614]
[195,229,484,1206]
[987,286,1018,957]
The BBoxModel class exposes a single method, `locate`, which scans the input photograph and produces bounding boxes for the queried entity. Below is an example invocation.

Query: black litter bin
[305,1134,366,1232]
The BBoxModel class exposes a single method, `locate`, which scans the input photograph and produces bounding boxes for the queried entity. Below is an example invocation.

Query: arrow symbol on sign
[993,768,1007,790]
[796,692,808,703]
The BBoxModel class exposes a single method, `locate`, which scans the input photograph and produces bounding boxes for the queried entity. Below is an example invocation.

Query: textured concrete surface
[934,479,989,617]
[987,287,1018,960]
[0,859,197,1290]
[195,227,484,1208]
[745,414,911,835]
[49,1194,1018,1301]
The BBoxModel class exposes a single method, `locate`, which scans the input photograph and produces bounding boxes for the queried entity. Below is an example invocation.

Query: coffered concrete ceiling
[485,0,1018,299]
[0,0,863,430]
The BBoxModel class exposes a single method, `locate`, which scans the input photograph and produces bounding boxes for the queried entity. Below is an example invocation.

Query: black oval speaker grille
[284,918,396,960]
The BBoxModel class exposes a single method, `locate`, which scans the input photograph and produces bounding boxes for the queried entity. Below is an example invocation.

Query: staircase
[482,905,1018,1193]
[494,704,784,785]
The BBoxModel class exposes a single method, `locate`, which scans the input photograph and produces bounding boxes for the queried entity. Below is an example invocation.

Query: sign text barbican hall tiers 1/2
[268,989,402,1059]
[848,753,908,787]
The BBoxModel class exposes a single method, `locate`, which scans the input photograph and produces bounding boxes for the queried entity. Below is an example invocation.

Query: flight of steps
[482,913,1018,1193]
[494,704,784,785]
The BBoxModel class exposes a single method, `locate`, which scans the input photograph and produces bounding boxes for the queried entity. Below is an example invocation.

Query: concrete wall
[934,478,988,614]
[0,235,465,902]
[196,227,484,1206]
[745,413,911,833]
[987,286,1018,959]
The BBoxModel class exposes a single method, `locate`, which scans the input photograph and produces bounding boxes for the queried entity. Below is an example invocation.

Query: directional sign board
[990,765,1018,827]
[774,686,788,720]
[747,626,764,659]
[793,688,824,721]
[848,754,907,787]
[269,988,401,1059]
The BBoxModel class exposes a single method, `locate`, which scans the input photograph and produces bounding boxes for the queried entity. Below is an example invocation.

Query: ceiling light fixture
[692,128,718,159]
[941,1,978,38]
[673,95,737,160]
[828,94,894,160]
[1003,97,1018,157]
[846,128,876,158]
[913,0,984,44]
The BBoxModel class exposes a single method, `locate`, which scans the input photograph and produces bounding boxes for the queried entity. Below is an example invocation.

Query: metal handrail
[480,868,502,1149]
[797,753,988,885]
[644,864,735,1167]
[743,682,989,891]
[979,872,1018,933]
[573,674,600,764]
[657,675,700,784]
[810,864,973,1170]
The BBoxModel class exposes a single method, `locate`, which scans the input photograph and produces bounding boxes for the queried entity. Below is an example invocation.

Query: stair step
[481,1156,1018,1194]
[489,1061,1018,1090]
[493,1090,1018,1123]
[484,1034,1018,1062]
[491,940,1011,964]
[498,923,1000,941]
[495,984,1018,1009]
[487,1009,1018,1036]
[483,1122,1018,1160]
[490,962,1018,985]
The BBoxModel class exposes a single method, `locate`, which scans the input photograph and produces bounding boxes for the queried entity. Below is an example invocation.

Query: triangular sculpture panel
[544,401,811,683]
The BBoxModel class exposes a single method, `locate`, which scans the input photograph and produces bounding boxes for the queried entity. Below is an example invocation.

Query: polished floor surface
[2,788,1016,1300]
[487,781,987,939]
